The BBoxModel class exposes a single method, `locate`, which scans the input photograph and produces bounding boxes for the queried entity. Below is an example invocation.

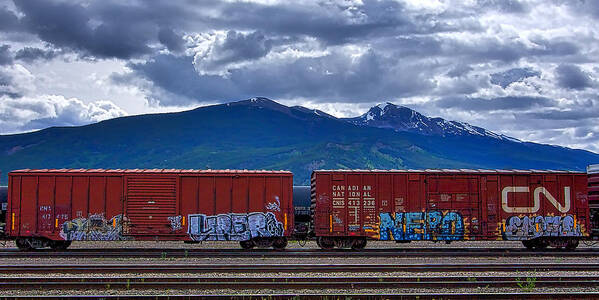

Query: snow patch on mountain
[377,102,391,112]
[344,102,521,142]
[366,112,375,121]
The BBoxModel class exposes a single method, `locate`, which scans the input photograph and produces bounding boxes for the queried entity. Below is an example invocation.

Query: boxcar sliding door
[125,175,178,235]
[426,175,481,240]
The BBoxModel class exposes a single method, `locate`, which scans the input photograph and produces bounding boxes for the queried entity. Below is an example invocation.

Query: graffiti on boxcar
[333,215,343,224]
[266,196,281,212]
[168,215,183,231]
[379,211,464,241]
[503,215,582,240]
[188,212,284,241]
[60,214,127,241]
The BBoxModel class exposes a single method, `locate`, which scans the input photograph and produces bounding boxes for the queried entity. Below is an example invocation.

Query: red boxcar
[6,169,293,250]
[312,169,589,250]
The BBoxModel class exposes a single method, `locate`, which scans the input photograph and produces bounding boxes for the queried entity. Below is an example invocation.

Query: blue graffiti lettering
[405,212,424,240]
[379,212,404,240]
[379,211,464,241]
[439,211,464,240]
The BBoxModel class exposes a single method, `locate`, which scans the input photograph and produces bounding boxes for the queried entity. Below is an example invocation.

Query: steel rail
[0,275,597,283]
[1,263,598,273]
[38,293,599,299]
[1,276,599,295]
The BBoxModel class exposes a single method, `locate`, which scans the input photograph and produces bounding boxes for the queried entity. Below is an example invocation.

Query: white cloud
[0,63,35,97]
[0,95,127,133]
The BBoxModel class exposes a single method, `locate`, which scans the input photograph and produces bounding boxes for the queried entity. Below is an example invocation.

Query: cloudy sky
[0,0,598,152]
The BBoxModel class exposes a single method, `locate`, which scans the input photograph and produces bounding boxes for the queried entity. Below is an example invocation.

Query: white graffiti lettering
[60,214,127,241]
[502,186,571,213]
[168,215,182,231]
[266,196,281,212]
[503,215,582,240]
[187,212,284,241]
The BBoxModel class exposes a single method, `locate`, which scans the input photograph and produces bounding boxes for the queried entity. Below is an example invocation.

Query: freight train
[1,166,598,251]
[0,186,6,240]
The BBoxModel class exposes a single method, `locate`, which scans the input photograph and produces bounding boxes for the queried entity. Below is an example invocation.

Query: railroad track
[2,247,599,258]
[1,263,599,273]
[0,275,597,290]
[4,261,599,298]
[20,293,599,299]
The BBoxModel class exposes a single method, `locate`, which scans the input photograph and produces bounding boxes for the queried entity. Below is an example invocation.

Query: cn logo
[501,186,571,213]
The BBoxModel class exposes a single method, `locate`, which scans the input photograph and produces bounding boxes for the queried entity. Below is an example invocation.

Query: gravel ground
[0,270,596,278]
[1,255,598,264]
[2,240,599,296]
[2,286,599,296]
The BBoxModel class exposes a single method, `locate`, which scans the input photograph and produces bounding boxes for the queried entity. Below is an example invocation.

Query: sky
[0,0,598,152]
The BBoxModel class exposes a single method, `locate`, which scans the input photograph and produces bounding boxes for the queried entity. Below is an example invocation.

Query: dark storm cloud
[0,45,13,65]
[158,28,185,53]
[0,70,21,98]
[0,71,9,85]
[437,37,580,65]
[490,67,540,88]
[216,31,272,64]
[15,47,61,62]
[0,71,13,92]
[447,64,473,78]
[529,38,580,57]
[523,108,599,121]
[195,30,274,74]
[116,55,237,105]
[435,96,555,111]
[555,64,592,90]
[0,5,22,32]
[123,51,436,105]
[5,0,431,59]
[477,0,529,13]
[8,0,198,59]
[2,0,585,64]
[384,36,444,57]
[211,0,412,45]
[13,0,156,59]
[0,44,20,97]
[564,0,599,19]
[455,39,541,63]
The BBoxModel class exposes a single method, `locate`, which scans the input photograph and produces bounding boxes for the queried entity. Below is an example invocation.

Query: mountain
[344,102,515,141]
[0,97,598,185]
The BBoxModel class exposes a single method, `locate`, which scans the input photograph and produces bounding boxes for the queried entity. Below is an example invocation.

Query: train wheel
[272,237,288,251]
[50,241,71,251]
[565,239,579,251]
[351,238,367,250]
[15,238,32,251]
[254,238,274,248]
[317,237,335,250]
[239,240,255,249]
[522,240,535,250]
[535,239,549,250]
